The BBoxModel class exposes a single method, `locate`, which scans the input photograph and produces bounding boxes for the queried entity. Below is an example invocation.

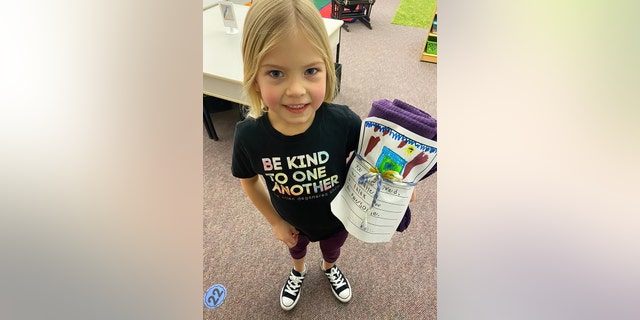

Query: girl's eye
[305,68,319,75]
[268,70,283,78]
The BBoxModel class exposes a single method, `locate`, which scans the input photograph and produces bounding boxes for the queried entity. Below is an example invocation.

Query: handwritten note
[331,117,437,243]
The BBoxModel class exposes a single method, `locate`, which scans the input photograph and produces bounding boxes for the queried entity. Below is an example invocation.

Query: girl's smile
[283,104,310,113]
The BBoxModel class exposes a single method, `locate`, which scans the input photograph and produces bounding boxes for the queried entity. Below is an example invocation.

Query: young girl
[231,0,361,311]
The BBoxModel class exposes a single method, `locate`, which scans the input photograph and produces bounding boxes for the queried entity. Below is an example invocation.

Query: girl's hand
[272,220,299,248]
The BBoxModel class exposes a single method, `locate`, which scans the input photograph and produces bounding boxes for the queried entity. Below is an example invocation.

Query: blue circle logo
[204,284,227,309]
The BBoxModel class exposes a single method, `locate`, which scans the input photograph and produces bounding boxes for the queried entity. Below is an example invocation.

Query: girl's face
[255,31,327,136]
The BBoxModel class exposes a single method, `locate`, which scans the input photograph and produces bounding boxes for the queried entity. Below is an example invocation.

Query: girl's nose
[285,78,305,96]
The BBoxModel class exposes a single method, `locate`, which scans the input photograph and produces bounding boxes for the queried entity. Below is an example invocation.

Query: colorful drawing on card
[331,117,437,243]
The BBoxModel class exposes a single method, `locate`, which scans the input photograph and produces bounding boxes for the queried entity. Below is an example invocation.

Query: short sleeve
[345,107,362,155]
[231,121,257,178]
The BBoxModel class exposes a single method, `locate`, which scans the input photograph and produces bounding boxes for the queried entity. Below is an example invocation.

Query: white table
[203,3,344,105]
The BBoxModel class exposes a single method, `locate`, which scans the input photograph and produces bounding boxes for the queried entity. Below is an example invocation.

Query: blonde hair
[241,0,337,118]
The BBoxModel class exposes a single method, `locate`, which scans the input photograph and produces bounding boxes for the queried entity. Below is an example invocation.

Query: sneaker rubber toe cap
[339,289,351,300]
[281,297,295,309]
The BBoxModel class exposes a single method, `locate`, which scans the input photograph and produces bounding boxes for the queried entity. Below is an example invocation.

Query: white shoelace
[284,273,304,296]
[327,268,347,289]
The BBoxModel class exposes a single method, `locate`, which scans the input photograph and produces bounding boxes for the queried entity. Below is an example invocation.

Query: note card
[331,117,437,243]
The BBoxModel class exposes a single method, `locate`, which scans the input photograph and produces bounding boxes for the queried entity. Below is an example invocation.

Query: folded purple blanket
[367,99,437,232]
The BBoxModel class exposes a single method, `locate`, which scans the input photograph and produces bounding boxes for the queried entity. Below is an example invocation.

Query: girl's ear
[253,82,260,92]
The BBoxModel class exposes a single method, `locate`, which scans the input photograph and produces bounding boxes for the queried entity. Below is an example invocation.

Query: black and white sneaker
[280,264,307,311]
[321,261,352,302]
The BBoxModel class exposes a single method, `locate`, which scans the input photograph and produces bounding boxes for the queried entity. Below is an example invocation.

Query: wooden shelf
[420,7,437,63]
[421,52,437,63]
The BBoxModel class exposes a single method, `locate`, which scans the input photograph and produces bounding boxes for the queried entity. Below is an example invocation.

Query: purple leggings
[289,229,349,263]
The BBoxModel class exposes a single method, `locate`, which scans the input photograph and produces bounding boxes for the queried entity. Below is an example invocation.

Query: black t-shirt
[231,102,362,241]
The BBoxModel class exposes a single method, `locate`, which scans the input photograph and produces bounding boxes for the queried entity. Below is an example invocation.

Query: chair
[203,95,247,141]
[330,0,376,32]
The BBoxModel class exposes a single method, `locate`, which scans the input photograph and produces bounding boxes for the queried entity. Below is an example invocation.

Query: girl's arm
[239,176,299,247]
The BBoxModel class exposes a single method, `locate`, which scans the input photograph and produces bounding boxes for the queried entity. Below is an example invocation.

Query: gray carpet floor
[204,0,437,318]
